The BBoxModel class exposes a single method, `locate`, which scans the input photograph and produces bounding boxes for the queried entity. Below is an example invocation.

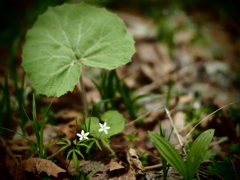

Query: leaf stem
[80,75,89,118]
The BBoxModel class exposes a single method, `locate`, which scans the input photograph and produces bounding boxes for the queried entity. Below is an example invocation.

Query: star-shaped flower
[77,130,89,141]
[99,122,110,134]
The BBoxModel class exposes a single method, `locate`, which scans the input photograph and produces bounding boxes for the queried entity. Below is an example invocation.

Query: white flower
[99,122,110,134]
[77,130,89,141]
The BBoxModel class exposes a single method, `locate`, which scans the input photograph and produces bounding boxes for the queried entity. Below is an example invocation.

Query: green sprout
[149,129,215,180]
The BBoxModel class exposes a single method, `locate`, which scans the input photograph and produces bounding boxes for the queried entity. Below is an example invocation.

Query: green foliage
[159,124,172,180]
[124,132,139,148]
[40,106,56,125]
[207,144,240,180]
[149,131,188,178]
[91,70,117,112]
[203,149,217,160]
[185,103,213,125]
[165,78,174,107]
[92,70,161,119]
[229,143,239,153]
[24,94,52,158]
[138,152,149,166]
[124,132,139,142]
[208,157,235,180]
[84,110,125,139]
[54,110,125,162]
[228,107,240,124]
[22,3,135,97]
[149,129,214,180]
[185,129,215,179]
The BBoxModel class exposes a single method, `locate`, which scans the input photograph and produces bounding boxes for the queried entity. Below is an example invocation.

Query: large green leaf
[22,3,135,97]
[186,129,214,180]
[149,131,188,179]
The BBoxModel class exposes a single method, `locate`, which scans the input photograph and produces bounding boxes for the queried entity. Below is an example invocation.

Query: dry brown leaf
[127,148,144,171]
[55,109,83,120]
[61,119,78,140]
[108,158,125,172]
[21,157,66,177]
[108,168,136,180]
[4,156,24,180]
[7,138,29,153]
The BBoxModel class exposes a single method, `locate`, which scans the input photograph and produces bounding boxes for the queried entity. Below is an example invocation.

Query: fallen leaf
[127,148,144,171]
[108,158,125,172]
[61,120,78,140]
[21,157,66,177]
[55,109,83,120]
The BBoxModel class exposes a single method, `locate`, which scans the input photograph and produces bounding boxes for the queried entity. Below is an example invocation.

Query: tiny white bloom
[77,130,89,141]
[99,122,110,134]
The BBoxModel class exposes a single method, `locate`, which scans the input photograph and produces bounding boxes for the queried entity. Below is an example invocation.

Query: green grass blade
[0,127,32,143]
[32,94,42,155]
[149,131,188,179]
[186,129,214,180]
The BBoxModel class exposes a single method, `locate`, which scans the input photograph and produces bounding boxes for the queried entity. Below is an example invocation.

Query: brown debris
[21,157,66,177]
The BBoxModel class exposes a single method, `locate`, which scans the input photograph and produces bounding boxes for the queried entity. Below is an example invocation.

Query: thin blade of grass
[31,94,42,155]
[185,100,240,139]
[149,131,188,179]
[186,129,214,180]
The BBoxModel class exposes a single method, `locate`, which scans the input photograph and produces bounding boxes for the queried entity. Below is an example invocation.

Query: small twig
[164,107,186,154]
[144,163,163,170]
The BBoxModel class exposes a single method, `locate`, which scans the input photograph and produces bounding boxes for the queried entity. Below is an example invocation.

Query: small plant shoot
[22,3,135,97]
[149,129,215,180]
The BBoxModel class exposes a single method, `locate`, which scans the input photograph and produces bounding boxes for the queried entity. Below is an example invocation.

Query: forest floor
[1,2,240,180]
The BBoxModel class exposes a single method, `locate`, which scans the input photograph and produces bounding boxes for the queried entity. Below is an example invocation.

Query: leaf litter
[1,2,240,180]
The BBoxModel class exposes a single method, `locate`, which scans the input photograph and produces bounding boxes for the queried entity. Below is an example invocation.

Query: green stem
[80,75,89,118]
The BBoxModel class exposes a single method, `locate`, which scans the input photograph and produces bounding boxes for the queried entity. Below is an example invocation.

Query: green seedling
[185,103,214,125]
[149,129,215,180]
[53,110,125,158]
[124,132,139,148]
[207,143,239,179]
[51,110,125,179]
[91,70,117,113]
[51,136,97,179]
[159,123,173,180]
[138,152,149,166]
[165,78,174,107]
[124,132,139,142]
[92,69,161,119]
[92,69,141,119]
[23,93,52,158]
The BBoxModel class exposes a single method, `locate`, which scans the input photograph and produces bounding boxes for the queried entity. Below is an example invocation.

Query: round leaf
[100,110,125,138]
[84,110,125,139]
[22,3,135,97]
